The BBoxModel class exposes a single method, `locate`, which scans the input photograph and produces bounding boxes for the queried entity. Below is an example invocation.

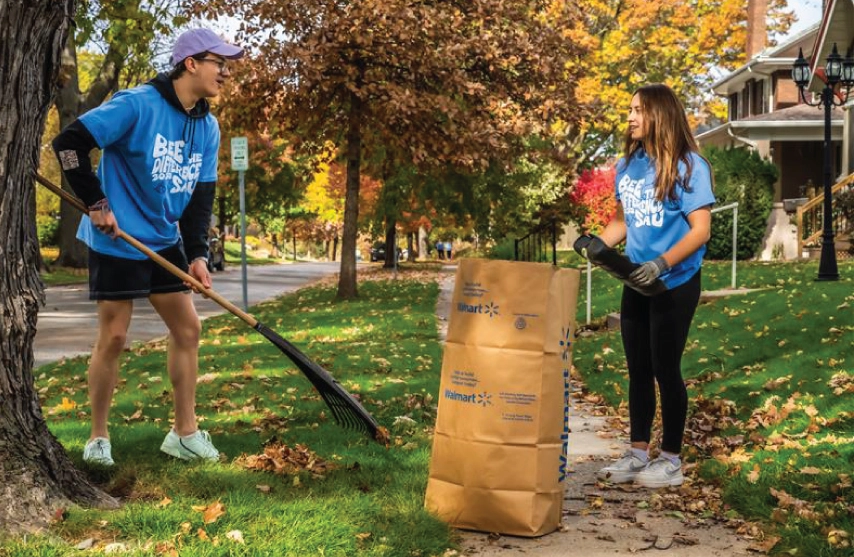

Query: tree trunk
[54,31,88,268]
[337,87,362,299]
[54,15,129,268]
[383,220,397,268]
[419,226,429,261]
[0,0,118,535]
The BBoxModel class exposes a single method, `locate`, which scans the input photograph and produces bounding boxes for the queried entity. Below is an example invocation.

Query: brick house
[696,0,853,259]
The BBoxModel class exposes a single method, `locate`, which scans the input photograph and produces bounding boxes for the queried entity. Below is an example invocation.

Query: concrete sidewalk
[434,268,752,557]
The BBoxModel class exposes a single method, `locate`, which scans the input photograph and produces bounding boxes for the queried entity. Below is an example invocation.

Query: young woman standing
[594,84,715,488]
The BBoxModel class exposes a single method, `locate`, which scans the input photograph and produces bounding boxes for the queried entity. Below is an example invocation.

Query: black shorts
[88,244,190,301]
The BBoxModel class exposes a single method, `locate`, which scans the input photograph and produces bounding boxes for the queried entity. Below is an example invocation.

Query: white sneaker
[83,437,115,466]
[596,451,648,483]
[635,457,684,488]
[160,429,220,461]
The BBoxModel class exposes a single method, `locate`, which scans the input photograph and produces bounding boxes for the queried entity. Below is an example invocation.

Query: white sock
[630,447,649,462]
[660,451,681,466]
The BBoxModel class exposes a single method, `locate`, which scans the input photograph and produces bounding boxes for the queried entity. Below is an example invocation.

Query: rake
[34,173,387,444]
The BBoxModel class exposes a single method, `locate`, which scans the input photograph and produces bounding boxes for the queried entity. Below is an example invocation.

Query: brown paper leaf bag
[425,259,580,536]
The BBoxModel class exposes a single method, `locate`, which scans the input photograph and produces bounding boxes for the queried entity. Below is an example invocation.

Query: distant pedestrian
[591,83,715,488]
[444,241,453,260]
[436,241,444,260]
[52,28,244,466]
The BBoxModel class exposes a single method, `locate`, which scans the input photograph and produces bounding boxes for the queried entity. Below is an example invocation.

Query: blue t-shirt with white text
[77,85,220,259]
[615,149,716,289]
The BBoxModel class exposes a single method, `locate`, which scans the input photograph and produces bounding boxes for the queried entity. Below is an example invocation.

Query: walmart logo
[444,389,492,407]
[456,300,500,318]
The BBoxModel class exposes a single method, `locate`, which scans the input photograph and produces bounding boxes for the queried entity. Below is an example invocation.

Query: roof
[712,24,821,96]
[728,104,844,141]
[808,0,854,93]
[697,104,844,144]
[734,103,843,123]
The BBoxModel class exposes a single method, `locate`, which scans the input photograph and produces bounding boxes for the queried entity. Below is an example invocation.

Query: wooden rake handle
[34,173,259,328]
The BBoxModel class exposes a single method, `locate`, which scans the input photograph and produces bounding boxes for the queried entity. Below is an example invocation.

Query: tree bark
[383,220,397,269]
[0,0,118,535]
[337,86,363,299]
[407,231,415,261]
[54,16,129,268]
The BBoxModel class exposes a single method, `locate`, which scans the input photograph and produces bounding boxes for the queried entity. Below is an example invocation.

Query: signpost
[231,137,249,311]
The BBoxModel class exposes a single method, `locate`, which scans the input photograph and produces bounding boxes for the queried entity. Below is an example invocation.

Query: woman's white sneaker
[635,457,684,488]
[596,451,648,483]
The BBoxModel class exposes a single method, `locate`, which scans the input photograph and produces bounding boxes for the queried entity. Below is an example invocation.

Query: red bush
[568,166,617,235]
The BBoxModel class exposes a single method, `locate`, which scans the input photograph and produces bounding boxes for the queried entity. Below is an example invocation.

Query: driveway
[34,261,340,368]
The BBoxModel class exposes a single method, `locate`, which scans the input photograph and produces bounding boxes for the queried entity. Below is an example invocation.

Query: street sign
[230,136,249,171]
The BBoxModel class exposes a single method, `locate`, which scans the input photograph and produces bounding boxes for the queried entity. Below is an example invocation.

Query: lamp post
[792,44,854,280]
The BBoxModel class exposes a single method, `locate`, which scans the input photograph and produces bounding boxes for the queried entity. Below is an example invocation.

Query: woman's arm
[660,206,712,267]
[598,203,627,248]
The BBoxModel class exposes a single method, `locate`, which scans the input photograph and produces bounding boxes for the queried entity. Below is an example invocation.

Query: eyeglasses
[196,58,230,75]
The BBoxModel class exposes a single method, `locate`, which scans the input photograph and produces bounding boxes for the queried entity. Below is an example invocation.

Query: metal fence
[581,202,739,324]
[513,220,557,265]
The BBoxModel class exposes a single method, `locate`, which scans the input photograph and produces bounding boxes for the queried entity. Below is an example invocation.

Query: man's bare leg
[88,299,133,440]
[149,291,202,436]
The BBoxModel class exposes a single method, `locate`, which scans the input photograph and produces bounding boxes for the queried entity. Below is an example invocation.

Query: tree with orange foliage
[186,0,586,298]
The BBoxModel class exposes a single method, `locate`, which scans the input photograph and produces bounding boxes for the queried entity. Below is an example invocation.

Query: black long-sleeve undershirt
[51,120,105,207]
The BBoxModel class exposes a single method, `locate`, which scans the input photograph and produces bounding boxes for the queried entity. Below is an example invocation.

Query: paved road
[34,262,340,368]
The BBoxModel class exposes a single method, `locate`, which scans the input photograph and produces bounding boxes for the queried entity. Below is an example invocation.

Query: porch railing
[514,220,557,265]
[795,171,854,257]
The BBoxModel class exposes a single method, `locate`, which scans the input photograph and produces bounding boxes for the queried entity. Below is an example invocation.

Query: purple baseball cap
[170,28,244,67]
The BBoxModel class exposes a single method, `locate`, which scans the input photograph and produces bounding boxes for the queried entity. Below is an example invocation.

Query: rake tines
[253,323,386,442]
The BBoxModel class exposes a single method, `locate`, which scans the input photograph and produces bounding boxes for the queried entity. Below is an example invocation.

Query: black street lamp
[792,43,854,281]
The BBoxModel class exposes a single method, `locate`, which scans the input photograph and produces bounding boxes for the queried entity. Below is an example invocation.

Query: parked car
[370,242,403,262]
[207,233,225,272]
[370,242,387,262]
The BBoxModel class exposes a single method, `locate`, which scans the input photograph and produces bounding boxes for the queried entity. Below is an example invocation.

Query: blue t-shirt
[615,149,716,289]
[78,85,220,259]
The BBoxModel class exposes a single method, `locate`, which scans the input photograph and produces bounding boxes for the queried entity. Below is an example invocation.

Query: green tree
[187,0,585,299]
[703,146,777,260]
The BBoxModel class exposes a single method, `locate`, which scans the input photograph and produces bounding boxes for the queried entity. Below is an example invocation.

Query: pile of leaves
[235,442,335,477]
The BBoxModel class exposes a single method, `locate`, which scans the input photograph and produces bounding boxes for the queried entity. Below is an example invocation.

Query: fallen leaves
[192,500,226,524]
[235,442,335,477]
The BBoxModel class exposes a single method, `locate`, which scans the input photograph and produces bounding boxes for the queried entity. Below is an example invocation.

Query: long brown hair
[623,84,700,202]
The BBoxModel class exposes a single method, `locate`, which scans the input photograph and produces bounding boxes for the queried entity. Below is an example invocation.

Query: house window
[752,80,765,115]
[741,86,750,118]
[729,94,739,121]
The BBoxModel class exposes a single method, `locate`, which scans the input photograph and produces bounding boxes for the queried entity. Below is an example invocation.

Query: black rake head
[254,322,388,445]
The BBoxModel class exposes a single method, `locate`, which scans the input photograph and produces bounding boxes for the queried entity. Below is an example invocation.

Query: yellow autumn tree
[563,0,794,167]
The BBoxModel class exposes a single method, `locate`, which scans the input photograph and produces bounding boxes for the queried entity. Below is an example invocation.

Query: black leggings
[620,270,701,454]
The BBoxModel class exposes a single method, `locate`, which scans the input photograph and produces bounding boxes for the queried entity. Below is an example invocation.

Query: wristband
[190,256,209,265]
[88,198,110,213]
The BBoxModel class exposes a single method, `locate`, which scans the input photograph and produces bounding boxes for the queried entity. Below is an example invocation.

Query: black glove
[573,234,594,260]
[629,257,668,287]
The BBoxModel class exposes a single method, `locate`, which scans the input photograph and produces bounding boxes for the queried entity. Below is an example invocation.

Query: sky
[787,0,823,36]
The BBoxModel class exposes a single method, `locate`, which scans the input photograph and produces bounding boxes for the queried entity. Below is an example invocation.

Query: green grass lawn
[572,258,854,556]
[10,258,854,556]
[16,270,452,557]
